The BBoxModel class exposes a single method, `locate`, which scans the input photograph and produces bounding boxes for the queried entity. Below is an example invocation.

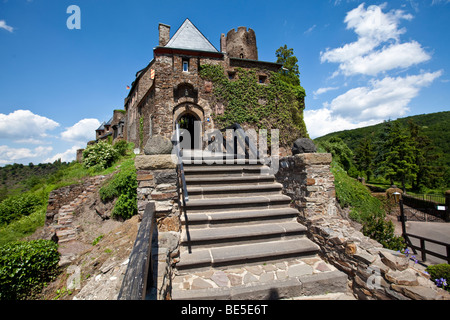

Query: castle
[97,19,286,151]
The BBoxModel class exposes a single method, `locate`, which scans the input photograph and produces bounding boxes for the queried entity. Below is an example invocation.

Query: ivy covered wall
[199,64,309,149]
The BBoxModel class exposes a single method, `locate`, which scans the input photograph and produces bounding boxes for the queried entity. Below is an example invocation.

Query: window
[259,75,267,84]
[182,58,189,72]
[228,71,236,80]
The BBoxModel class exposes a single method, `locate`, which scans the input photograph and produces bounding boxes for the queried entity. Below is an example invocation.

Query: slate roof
[164,18,218,53]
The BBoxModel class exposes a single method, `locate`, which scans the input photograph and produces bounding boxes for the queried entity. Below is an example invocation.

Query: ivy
[199,65,308,147]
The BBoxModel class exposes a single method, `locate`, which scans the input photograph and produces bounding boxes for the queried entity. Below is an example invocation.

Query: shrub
[426,264,450,292]
[0,193,43,226]
[0,240,60,300]
[82,141,119,171]
[113,140,129,157]
[99,160,137,220]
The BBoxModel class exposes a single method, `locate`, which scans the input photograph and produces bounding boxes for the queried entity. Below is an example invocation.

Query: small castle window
[228,71,236,80]
[259,75,267,84]
[239,53,244,59]
[182,58,189,72]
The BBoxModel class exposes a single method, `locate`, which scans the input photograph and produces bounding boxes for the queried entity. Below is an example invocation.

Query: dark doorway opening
[177,113,200,150]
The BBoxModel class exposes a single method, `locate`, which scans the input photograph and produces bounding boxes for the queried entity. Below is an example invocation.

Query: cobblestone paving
[173,255,338,291]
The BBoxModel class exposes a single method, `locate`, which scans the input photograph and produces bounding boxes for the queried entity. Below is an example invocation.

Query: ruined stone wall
[276,153,450,300]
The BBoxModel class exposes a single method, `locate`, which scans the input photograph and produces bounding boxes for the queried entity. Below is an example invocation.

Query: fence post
[445,190,450,222]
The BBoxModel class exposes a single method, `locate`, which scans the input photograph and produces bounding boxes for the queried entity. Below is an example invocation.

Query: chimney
[159,23,171,47]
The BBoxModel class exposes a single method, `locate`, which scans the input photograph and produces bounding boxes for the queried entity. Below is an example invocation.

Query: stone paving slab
[172,255,349,300]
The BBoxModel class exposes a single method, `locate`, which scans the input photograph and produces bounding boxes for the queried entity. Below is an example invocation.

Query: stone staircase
[172,153,349,300]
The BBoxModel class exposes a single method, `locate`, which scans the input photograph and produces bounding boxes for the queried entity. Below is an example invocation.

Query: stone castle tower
[221,27,258,60]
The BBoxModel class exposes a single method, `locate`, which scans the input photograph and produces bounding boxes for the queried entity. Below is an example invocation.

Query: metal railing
[402,193,449,222]
[405,232,450,264]
[117,202,156,300]
[175,123,189,204]
[404,193,445,205]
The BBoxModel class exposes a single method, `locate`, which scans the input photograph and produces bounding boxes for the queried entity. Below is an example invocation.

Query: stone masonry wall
[135,155,182,300]
[276,153,450,300]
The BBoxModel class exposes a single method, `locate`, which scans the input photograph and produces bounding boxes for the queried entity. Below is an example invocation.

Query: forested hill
[314,111,450,167]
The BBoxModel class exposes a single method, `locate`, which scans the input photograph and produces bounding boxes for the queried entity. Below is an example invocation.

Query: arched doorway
[174,103,204,151]
[177,113,201,150]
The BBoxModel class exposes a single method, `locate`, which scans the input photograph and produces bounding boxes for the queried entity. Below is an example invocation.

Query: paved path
[172,255,356,300]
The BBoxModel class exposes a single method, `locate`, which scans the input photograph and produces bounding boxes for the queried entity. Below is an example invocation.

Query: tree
[407,119,443,190]
[275,45,301,87]
[354,137,375,182]
[378,121,417,192]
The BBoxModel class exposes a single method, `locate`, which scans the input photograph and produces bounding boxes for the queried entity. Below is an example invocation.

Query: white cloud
[44,145,82,164]
[0,145,53,165]
[327,71,442,121]
[307,70,443,138]
[320,3,429,77]
[313,86,339,98]
[304,24,316,34]
[335,41,430,76]
[61,118,100,143]
[0,20,14,33]
[304,107,381,139]
[0,110,59,141]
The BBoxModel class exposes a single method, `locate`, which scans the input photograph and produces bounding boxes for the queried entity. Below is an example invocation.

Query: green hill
[314,111,450,190]
[315,111,450,167]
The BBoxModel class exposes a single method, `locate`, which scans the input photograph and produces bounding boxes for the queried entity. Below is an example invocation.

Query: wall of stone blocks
[275,153,450,300]
[135,154,181,300]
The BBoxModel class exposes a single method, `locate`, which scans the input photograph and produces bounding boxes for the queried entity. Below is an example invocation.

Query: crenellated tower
[221,26,258,60]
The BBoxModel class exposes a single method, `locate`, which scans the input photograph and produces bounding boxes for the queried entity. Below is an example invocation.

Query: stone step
[187,183,283,199]
[183,165,270,176]
[181,207,299,227]
[176,238,320,271]
[185,174,275,186]
[181,221,307,248]
[182,158,267,166]
[182,194,292,213]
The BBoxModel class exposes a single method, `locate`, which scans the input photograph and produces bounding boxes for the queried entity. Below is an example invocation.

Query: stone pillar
[76,149,84,163]
[134,154,181,300]
[135,155,179,228]
[276,153,336,220]
[296,153,336,218]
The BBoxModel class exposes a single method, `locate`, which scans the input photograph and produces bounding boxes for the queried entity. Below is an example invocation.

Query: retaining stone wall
[135,154,181,300]
[45,175,108,244]
[275,153,450,300]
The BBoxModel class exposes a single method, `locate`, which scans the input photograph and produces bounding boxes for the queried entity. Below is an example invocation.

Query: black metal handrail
[175,123,189,204]
[118,202,156,300]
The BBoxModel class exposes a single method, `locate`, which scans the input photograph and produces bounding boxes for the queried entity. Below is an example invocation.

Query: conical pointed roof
[164,19,218,53]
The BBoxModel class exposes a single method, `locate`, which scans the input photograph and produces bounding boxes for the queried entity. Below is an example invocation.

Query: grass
[0,143,136,245]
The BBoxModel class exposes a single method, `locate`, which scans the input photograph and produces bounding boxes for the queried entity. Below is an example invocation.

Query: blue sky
[0,0,449,165]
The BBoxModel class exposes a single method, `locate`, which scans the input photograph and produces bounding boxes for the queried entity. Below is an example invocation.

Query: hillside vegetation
[315,111,450,193]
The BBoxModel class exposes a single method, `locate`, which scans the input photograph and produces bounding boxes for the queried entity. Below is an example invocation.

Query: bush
[99,160,137,220]
[0,193,43,226]
[0,240,60,300]
[331,160,405,251]
[426,264,450,292]
[113,140,129,157]
[82,141,119,171]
